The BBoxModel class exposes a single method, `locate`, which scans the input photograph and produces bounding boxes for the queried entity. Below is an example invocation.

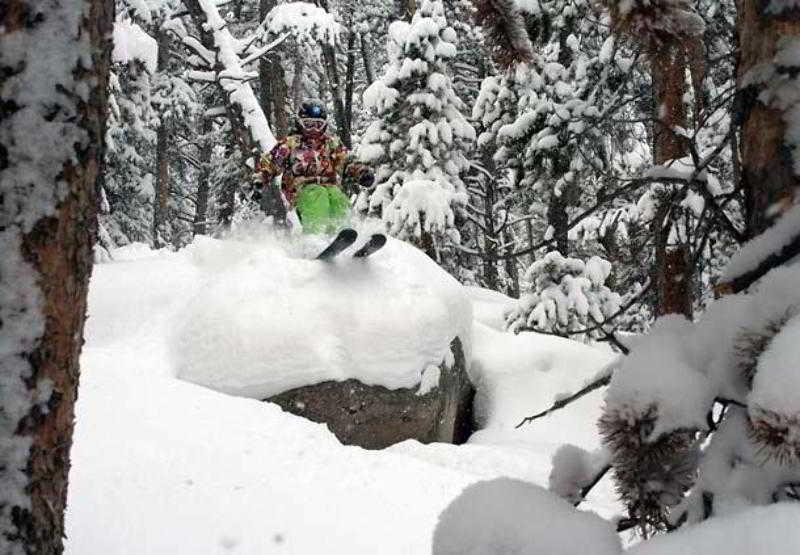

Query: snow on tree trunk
[183,0,277,154]
[736,0,800,237]
[0,0,111,551]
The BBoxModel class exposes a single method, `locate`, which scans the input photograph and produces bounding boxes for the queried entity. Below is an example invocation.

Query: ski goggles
[300,118,327,133]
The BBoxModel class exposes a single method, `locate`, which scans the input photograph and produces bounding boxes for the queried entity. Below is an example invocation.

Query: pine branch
[718,233,800,294]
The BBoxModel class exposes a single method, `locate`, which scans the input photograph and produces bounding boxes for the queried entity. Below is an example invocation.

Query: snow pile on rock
[171,230,472,398]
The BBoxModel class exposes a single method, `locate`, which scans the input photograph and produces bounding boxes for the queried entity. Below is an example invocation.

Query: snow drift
[66,232,618,553]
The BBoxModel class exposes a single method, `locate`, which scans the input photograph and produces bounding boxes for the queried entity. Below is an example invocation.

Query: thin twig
[574,464,612,507]
[516,358,620,428]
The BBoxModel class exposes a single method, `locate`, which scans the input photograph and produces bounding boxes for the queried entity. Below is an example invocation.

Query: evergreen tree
[506,251,622,342]
[359,0,476,261]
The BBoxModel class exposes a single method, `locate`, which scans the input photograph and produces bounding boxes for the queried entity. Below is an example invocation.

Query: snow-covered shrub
[599,265,800,533]
[506,251,622,341]
[433,478,621,555]
[358,0,475,252]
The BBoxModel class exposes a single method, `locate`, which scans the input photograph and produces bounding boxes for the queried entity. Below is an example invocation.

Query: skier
[255,100,374,235]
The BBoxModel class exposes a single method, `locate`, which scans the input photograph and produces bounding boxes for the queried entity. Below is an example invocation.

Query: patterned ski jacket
[256,132,373,205]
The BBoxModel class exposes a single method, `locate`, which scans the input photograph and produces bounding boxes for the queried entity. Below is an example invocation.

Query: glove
[358,171,375,189]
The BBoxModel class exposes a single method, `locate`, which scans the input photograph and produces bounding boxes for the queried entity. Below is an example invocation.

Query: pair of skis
[316,228,386,260]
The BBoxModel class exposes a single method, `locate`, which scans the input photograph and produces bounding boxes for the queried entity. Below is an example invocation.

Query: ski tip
[372,234,387,247]
[352,233,387,258]
[315,228,359,260]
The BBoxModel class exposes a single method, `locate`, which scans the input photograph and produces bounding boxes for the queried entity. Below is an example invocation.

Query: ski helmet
[297,100,328,134]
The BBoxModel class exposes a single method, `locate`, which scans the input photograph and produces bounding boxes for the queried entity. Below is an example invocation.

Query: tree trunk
[344,31,357,135]
[152,28,171,248]
[547,192,569,254]
[480,151,499,290]
[650,42,694,319]
[651,44,689,163]
[321,43,351,146]
[290,52,306,108]
[259,0,289,137]
[361,34,376,85]
[316,0,351,146]
[0,1,112,552]
[502,231,520,298]
[194,116,213,236]
[736,0,800,237]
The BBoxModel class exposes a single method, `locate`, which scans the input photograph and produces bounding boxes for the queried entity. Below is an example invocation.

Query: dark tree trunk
[218,141,239,228]
[0,1,112,552]
[316,0,352,146]
[290,52,306,108]
[194,116,213,236]
[344,31,357,134]
[650,44,689,163]
[259,0,289,137]
[736,0,800,237]
[361,34,376,85]
[650,42,694,319]
[480,150,499,290]
[547,192,569,255]
[502,231,520,298]
[152,27,171,248]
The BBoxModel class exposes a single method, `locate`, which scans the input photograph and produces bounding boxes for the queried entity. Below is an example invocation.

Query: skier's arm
[332,141,374,195]
[256,140,290,187]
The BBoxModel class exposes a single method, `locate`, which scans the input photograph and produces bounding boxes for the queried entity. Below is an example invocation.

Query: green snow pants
[295,184,350,234]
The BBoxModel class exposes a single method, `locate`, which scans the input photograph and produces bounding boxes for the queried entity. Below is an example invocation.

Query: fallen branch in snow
[516,358,620,428]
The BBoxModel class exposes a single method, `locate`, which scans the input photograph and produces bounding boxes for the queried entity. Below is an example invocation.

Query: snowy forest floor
[63,231,620,554]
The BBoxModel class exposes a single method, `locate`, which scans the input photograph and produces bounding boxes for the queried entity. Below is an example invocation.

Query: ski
[353,234,387,258]
[316,228,358,260]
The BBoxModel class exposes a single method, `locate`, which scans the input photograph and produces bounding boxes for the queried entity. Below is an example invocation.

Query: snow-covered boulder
[171,231,475,448]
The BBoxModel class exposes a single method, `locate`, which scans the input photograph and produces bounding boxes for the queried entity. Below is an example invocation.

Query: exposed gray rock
[266,337,475,450]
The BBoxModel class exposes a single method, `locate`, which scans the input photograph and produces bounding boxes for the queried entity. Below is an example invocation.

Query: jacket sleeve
[331,140,375,194]
[256,139,291,184]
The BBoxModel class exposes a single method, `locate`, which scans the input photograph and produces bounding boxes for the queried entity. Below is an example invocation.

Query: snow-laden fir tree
[467,66,526,294]
[495,0,616,255]
[506,251,621,342]
[358,0,476,260]
[104,60,158,248]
